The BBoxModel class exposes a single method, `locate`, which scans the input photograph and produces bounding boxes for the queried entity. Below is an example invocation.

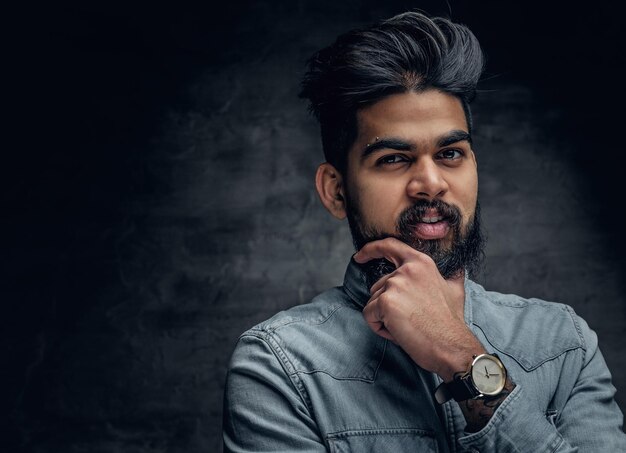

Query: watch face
[471,354,506,396]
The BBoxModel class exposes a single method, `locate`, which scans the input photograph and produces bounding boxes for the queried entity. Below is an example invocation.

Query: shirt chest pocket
[327,428,438,452]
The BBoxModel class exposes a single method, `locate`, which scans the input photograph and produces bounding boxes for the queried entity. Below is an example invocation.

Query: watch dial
[471,355,505,395]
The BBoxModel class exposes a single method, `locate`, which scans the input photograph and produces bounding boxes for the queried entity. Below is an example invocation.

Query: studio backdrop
[4,1,626,452]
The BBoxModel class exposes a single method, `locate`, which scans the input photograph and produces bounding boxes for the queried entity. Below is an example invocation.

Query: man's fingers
[368,285,385,305]
[370,325,396,342]
[362,297,382,327]
[354,237,419,266]
[363,299,396,342]
[369,272,393,296]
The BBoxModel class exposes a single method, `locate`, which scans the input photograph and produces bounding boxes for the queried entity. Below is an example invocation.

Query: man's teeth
[420,216,444,224]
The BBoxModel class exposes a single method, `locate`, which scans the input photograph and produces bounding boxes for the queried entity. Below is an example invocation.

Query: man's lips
[412,215,450,240]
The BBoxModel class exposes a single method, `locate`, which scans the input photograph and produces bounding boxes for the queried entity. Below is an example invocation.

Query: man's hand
[355,238,514,432]
[353,237,485,382]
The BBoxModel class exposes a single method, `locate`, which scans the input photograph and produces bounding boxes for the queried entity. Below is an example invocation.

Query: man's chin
[358,234,474,287]
[360,257,397,290]
[358,237,447,282]
[409,237,454,254]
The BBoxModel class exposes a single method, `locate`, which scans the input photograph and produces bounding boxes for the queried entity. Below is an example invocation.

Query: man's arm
[535,314,625,450]
[354,237,504,431]
[354,237,626,451]
[223,333,326,453]
[457,326,626,453]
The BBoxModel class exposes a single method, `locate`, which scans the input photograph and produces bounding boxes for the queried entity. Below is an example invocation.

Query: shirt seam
[248,302,348,334]
[471,323,583,372]
[243,331,316,418]
[291,338,387,383]
[326,427,436,438]
[564,305,587,363]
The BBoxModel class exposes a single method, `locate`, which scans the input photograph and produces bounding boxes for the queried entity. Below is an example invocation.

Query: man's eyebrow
[361,130,472,160]
[362,138,413,160]
[438,130,472,147]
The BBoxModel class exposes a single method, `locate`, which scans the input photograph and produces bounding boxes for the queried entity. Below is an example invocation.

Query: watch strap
[448,374,480,401]
[434,374,479,404]
[434,381,452,404]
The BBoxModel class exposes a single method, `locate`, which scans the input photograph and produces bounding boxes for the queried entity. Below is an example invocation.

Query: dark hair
[299,11,485,175]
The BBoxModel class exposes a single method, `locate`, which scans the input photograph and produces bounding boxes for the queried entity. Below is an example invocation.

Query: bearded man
[222,11,626,452]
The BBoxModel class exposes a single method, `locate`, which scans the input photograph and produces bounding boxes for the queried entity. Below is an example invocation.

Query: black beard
[346,197,485,288]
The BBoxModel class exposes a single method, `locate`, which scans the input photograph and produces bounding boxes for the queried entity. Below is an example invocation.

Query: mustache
[397,199,462,238]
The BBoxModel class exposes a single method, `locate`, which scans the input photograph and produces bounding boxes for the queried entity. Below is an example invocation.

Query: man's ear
[315,162,347,220]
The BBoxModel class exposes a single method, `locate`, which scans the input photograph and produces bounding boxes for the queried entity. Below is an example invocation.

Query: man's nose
[406,159,448,200]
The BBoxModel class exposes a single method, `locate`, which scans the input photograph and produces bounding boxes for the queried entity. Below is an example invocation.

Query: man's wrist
[437,342,487,383]
[435,352,509,405]
[461,377,516,432]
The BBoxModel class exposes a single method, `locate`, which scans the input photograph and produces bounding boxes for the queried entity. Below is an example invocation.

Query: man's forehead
[356,89,466,128]
[354,91,469,145]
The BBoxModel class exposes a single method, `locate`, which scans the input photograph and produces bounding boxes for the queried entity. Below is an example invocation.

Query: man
[222,11,626,452]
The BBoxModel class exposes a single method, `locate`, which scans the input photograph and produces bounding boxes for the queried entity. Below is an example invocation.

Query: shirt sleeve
[222,332,327,453]
[458,315,626,452]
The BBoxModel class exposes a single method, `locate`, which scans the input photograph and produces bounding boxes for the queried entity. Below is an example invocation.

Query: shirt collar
[342,256,371,309]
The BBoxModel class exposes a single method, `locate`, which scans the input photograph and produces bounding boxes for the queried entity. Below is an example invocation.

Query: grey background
[4,1,626,452]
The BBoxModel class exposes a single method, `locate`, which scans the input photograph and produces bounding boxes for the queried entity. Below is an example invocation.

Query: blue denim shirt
[223,259,626,452]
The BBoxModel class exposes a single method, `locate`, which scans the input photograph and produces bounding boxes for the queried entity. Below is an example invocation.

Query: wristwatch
[434,353,507,404]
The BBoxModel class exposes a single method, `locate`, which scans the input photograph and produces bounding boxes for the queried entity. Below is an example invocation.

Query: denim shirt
[223,259,626,452]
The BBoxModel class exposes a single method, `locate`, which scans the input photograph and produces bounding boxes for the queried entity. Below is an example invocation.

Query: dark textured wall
[5,1,626,452]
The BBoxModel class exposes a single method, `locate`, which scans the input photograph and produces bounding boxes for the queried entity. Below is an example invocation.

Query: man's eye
[377,154,409,165]
[438,149,463,160]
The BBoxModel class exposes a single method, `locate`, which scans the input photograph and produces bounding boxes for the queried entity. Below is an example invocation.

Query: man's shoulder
[234,285,384,381]
[467,280,593,370]
[247,286,356,333]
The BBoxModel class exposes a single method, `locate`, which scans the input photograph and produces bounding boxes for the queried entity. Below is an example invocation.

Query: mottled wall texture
[4,1,626,452]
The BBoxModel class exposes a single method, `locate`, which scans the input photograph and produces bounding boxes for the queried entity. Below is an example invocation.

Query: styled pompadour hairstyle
[299,11,485,174]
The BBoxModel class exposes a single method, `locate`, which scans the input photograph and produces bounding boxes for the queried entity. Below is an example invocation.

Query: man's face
[343,89,482,282]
